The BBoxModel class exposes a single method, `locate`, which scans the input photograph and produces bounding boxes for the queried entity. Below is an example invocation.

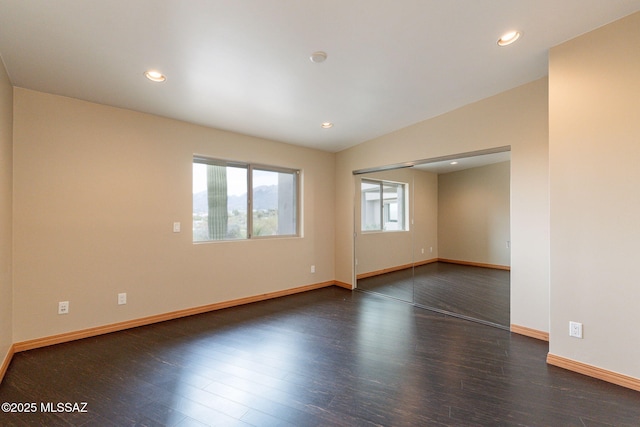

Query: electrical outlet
[310,265,316,273]
[58,301,69,315]
[173,222,181,233]
[118,293,127,305]
[569,321,583,338]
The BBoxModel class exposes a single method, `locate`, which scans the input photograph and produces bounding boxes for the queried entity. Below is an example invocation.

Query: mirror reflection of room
[355,150,511,329]
[356,167,421,302]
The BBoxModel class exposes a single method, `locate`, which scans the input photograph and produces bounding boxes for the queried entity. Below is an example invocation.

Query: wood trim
[511,324,549,341]
[333,280,353,290]
[0,344,15,383]
[13,281,338,353]
[547,353,640,392]
[357,263,413,280]
[356,257,507,280]
[414,258,439,267]
[438,258,510,271]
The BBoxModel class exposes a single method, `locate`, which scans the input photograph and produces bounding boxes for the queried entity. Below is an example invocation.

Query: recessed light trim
[450,161,458,165]
[321,122,333,129]
[497,31,521,47]
[144,70,166,82]
[310,51,327,63]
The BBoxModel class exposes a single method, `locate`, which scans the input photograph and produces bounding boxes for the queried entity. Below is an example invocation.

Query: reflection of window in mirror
[361,179,408,232]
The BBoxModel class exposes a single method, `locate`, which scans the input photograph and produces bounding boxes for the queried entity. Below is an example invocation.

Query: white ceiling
[1,1,639,153]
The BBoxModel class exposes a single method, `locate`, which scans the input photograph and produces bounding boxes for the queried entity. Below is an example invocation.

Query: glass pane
[193,163,247,241]
[382,182,405,230]
[252,168,297,237]
[361,181,381,231]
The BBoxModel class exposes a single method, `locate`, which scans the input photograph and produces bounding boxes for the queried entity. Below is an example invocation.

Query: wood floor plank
[1,287,638,426]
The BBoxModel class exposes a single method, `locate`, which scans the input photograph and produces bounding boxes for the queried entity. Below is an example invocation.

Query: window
[361,179,407,232]
[193,157,299,242]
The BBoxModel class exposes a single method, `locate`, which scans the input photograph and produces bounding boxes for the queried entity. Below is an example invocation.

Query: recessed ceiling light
[310,51,327,63]
[497,31,521,47]
[144,70,166,82]
[450,161,458,165]
[321,122,333,129]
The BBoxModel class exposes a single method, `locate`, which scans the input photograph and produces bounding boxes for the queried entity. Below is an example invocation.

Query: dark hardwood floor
[357,262,510,328]
[1,287,639,426]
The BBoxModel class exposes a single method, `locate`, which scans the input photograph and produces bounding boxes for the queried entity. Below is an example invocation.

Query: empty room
[1,1,640,425]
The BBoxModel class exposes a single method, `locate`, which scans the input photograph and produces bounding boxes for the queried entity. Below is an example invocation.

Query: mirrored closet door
[354,149,512,329]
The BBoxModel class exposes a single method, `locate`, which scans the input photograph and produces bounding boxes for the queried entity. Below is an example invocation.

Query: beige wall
[12,88,335,343]
[0,58,13,362]
[336,78,549,332]
[413,169,439,264]
[354,168,438,276]
[549,12,640,377]
[438,161,510,267]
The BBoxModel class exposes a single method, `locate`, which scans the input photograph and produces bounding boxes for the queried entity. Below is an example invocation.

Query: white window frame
[193,156,300,242]
[361,178,408,232]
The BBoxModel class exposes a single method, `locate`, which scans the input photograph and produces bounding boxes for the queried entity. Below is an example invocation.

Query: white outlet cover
[569,321,583,338]
[118,293,127,305]
[58,301,69,314]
